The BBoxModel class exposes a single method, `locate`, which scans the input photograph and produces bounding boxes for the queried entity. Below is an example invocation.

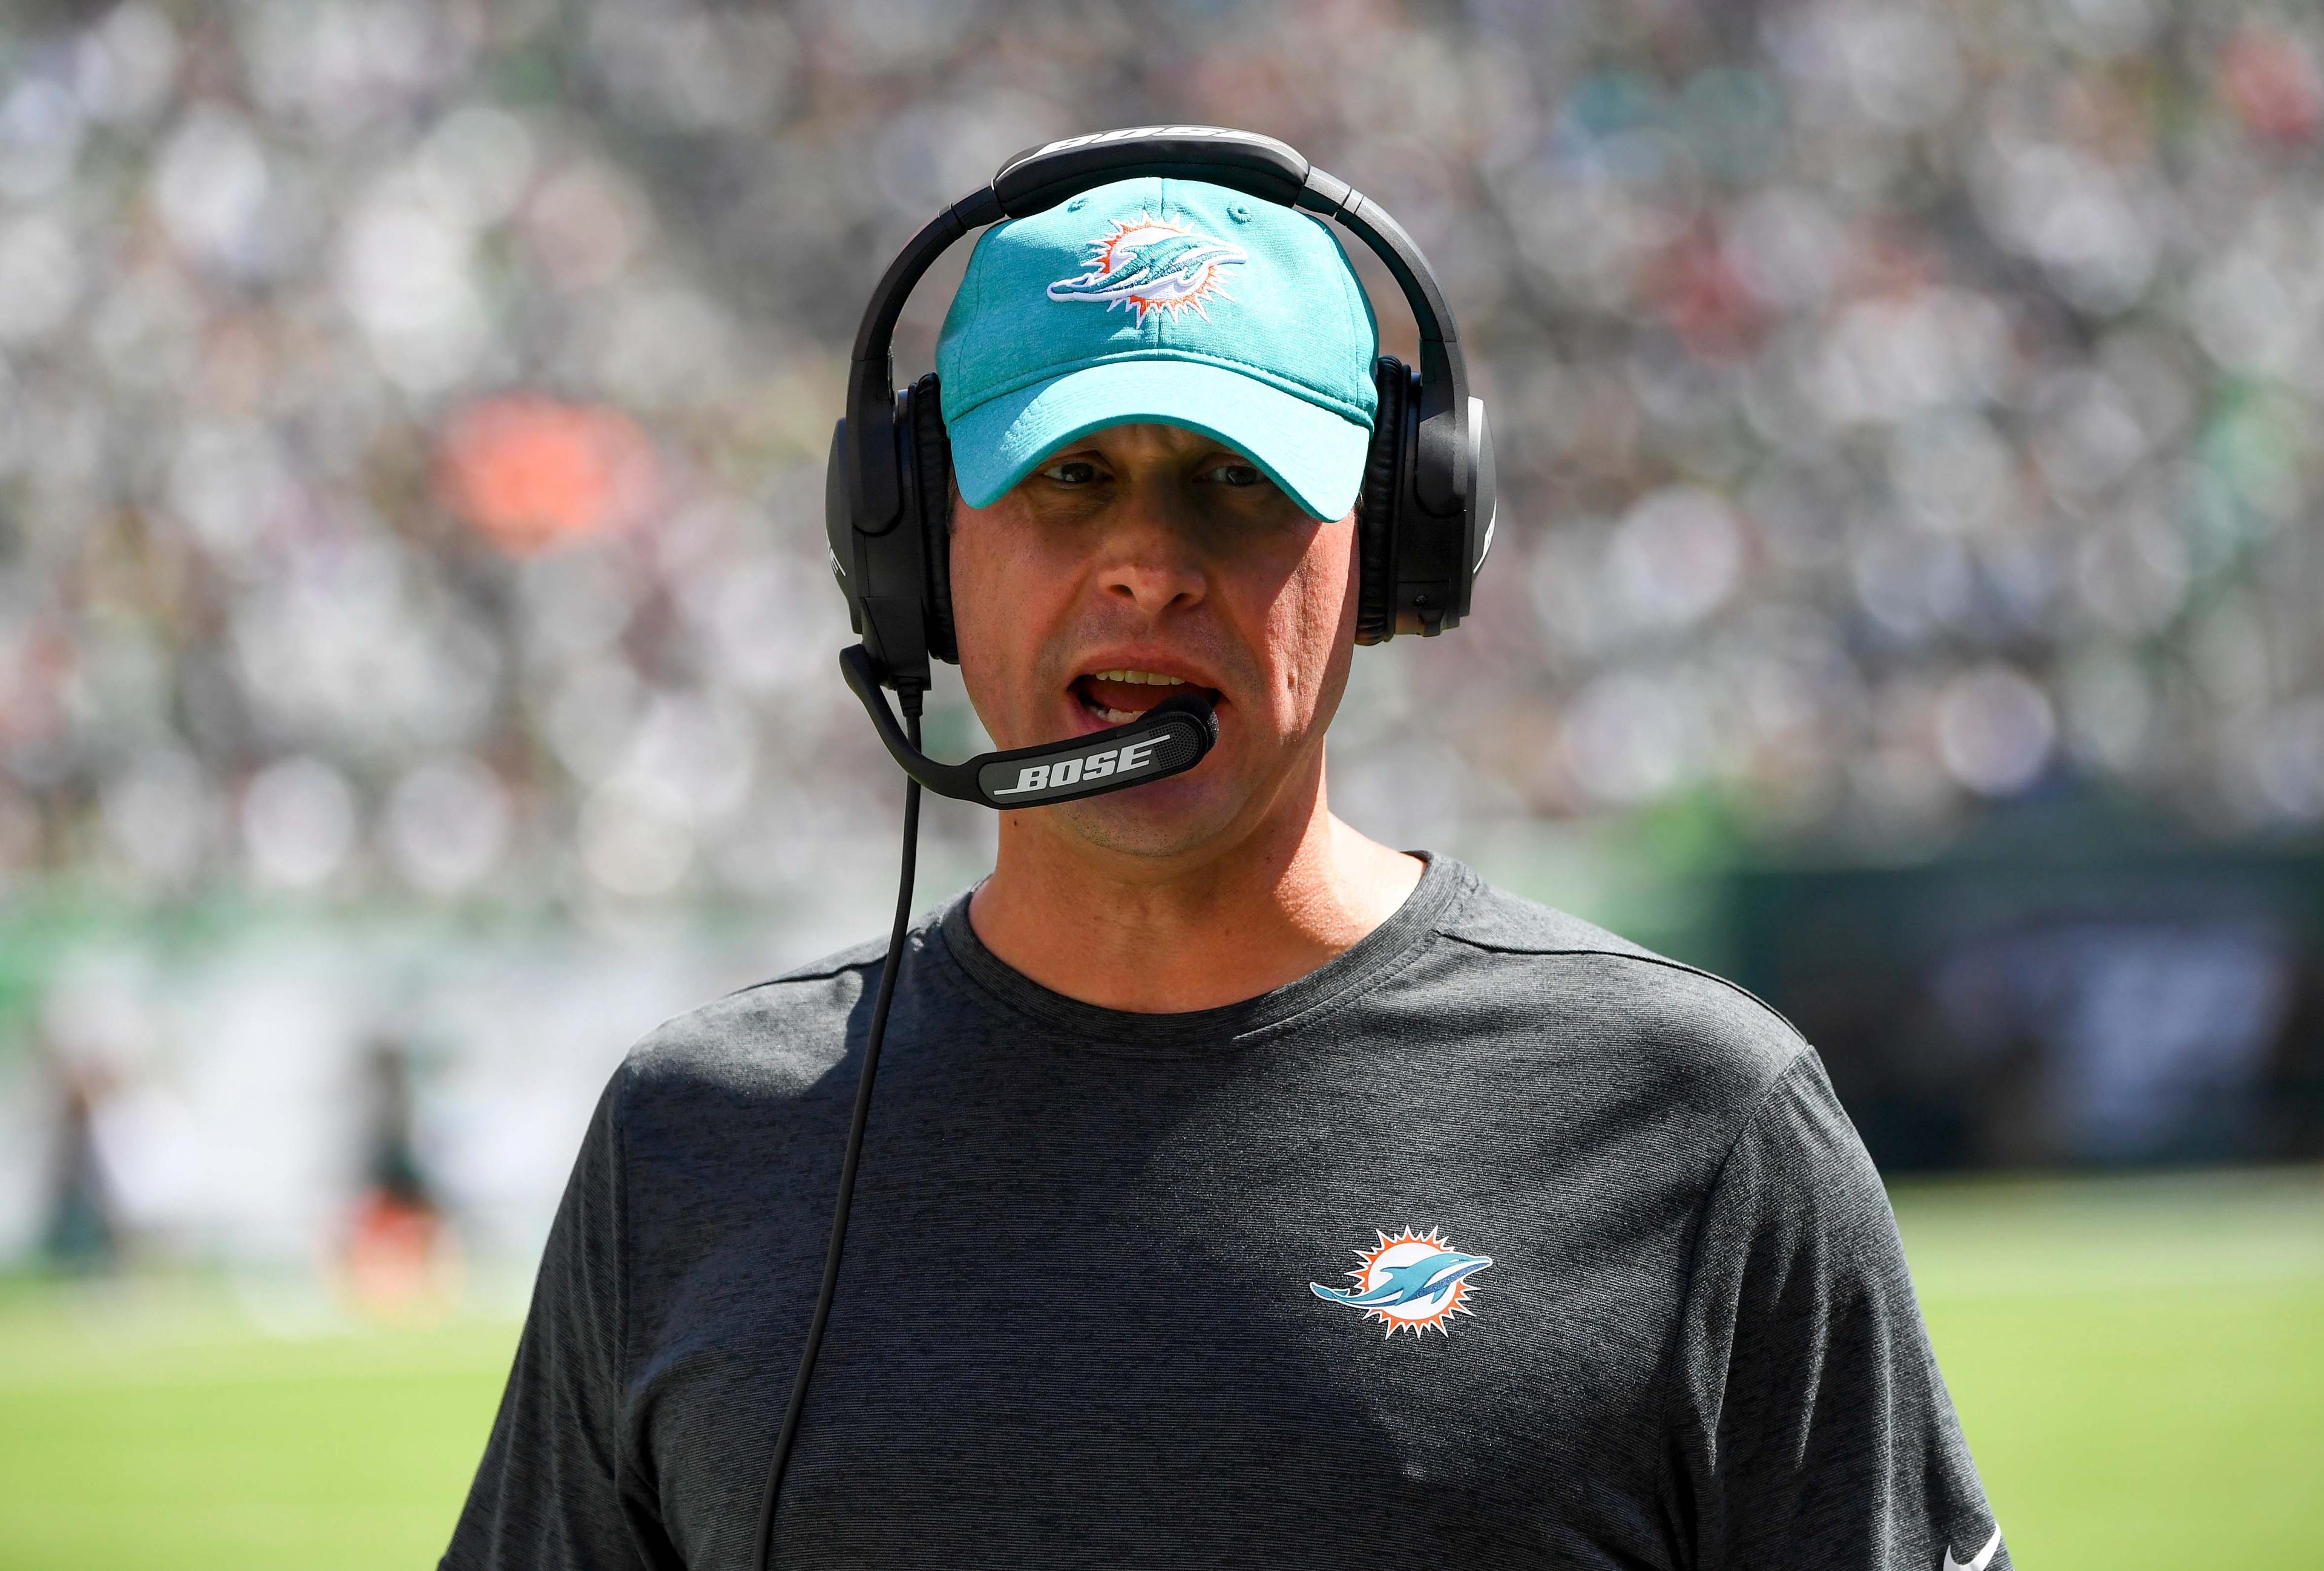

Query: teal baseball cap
[935,177,1379,521]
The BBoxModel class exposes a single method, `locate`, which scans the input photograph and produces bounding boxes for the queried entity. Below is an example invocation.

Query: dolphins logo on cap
[1310,1226,1492,1339]
[1046,213,1246,323]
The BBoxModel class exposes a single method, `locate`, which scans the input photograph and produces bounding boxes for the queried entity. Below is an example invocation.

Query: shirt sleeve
[442,1068,671,1571]
[1666,1050,2009,1571]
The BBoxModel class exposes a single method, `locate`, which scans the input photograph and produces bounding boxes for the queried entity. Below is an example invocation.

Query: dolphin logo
[1310,1248,1493,1310]
[1046,215,1245,322]
[1309,1227,1493,1338]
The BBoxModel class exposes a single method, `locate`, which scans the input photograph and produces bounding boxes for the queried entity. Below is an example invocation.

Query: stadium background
[1,0,2319,1566]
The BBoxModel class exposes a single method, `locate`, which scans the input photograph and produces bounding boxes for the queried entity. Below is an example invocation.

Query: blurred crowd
[15,0,2324,1270]
[4,0,2324,916]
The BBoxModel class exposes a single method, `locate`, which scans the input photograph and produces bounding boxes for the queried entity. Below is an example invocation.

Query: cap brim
[948,359,1372,522]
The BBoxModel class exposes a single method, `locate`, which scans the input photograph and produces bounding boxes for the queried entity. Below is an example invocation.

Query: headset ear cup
[907,373,957,663]
[1354,356,1406,646]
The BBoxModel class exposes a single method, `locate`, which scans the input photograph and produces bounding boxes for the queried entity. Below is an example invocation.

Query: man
[445,176,2007,1570]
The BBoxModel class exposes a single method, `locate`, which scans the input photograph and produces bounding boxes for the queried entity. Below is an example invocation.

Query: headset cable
[752,690,922,1570]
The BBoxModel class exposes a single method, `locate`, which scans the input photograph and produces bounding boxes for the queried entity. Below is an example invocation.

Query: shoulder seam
[723,954,884,998]
[1649,1044,1816,1541]
[1431,931,1810,1048]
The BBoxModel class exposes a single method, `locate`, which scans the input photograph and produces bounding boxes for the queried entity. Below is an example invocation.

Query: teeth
[1092,668,1187,686]
[1095,706,1138,724]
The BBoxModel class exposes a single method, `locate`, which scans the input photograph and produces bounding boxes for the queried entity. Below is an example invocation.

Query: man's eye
[1040,459,1103,485]
[1205,462,1264,487]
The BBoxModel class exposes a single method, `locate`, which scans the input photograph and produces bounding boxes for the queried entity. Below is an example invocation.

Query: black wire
[753,698,922,1571]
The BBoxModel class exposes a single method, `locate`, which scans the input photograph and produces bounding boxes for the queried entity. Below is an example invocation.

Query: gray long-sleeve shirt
[444,854,2006,1570]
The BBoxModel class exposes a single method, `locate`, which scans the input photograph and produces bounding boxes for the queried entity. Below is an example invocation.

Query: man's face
[949,422,1359,859]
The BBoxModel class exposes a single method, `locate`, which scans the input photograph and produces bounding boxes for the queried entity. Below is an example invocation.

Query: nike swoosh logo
[1943,1526,2002,1571]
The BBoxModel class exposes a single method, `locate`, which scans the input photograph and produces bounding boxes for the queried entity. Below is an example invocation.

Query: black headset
[760,126,1495,1568]
[825,123,1497,703]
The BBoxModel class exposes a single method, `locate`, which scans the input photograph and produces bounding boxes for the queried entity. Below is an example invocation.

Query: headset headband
[841,125,1472,538]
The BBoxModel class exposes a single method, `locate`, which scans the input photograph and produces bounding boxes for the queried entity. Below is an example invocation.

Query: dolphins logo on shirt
[1309,1226,1492,1338]
[1046,214,1246,323]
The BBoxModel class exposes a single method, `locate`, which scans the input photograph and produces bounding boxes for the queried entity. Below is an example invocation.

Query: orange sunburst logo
[1308,1225,1494,1339]
[1044,212,1247,323]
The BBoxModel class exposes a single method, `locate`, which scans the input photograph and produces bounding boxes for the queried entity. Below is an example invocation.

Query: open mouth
[1072,667,1224,727]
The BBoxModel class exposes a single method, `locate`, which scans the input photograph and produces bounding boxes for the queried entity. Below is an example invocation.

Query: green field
[2,1168,2319,1569]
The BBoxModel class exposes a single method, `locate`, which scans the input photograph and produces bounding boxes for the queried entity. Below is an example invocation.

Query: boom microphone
[839,643,1218,810]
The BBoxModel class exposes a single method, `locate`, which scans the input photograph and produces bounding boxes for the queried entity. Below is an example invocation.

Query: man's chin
[1042,774,1249,861]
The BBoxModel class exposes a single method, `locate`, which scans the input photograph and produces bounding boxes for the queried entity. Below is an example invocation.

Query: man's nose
[1094,482,1206,616]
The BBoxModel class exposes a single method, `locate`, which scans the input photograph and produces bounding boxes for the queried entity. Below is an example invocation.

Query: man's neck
[966,772,1426,1014]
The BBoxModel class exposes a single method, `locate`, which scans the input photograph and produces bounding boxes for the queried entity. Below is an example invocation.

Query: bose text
[989,735,1167,798]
